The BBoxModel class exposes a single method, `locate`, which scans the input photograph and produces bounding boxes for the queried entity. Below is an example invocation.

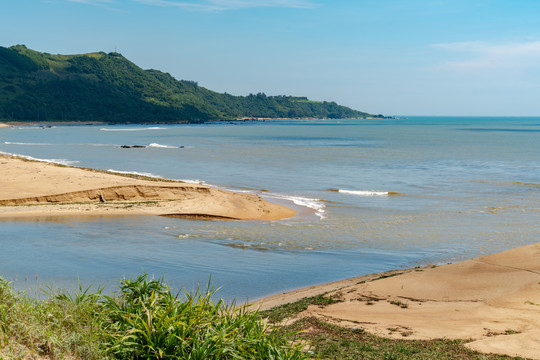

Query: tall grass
[0,276,108,359]
[0,274,309,359]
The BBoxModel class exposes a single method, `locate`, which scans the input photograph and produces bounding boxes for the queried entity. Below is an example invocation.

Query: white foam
[0,151,79,166]
[177,179,211,186]
[265,193,326,219]
[4,142,53,146]
[148,143,177,149]
[107,169,163,178]
[15,126,56,130]
[83,143,117,147]
[339,189,389,196]
[100,127,166,131]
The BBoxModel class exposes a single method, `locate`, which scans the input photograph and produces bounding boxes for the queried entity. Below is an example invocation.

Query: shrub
[101,274,309,359]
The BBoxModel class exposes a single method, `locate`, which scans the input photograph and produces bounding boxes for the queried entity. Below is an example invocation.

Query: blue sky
[2,0,540,116]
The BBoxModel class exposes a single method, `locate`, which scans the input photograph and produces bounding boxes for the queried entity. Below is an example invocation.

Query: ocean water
[1,117,539,301]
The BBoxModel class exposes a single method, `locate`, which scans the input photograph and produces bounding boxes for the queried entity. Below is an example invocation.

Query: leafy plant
[101,273,309,359]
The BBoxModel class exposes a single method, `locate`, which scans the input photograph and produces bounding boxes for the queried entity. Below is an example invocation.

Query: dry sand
[255,243,540,359]
[0,154,297,220]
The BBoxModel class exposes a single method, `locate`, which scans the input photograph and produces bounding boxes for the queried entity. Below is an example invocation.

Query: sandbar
[0,154,297,220]
[255,243,540,359]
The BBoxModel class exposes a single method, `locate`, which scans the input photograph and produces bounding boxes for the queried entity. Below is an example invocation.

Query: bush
[0,274,309,359]
[101,274,309,359]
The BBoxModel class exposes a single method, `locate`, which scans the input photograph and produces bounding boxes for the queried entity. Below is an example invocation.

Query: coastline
[0,116,385,128]
[0,154,297,221]
[254,242,540,359]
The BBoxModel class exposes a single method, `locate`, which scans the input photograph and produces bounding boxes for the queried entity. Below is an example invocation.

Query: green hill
[0,45,372,123]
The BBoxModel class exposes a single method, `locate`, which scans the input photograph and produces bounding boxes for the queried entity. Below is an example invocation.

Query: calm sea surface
[1,117,539,300]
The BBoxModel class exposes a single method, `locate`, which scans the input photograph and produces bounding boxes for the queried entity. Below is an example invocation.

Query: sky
[2,0,540,116]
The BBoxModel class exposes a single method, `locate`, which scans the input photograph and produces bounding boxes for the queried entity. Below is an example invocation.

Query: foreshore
[0,116,385,128]
[254,242,540,359]
[2,152,539,358]
[0,154,297,220]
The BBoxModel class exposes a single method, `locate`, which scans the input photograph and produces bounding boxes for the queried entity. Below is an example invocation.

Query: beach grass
[0,274,532,360]
[258,296,531,360]
[260,293,343,324]
[0,276,108,359]
[283,316,528,360]
[0,274,308,359]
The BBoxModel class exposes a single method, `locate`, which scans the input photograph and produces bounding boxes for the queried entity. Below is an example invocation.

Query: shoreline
[254,242,540,359]
[0,116,386,128]
[0,154,297,221]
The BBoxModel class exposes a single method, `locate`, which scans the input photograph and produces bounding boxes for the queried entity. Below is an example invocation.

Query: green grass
[0,274,533,359]
[259,291,531,360]
[0,277,108,359]
[0,274,309,359]
[284,317,529,360]
[260,293,343,324]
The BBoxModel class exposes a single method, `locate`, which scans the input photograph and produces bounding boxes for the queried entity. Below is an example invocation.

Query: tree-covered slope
[0,45,372,123]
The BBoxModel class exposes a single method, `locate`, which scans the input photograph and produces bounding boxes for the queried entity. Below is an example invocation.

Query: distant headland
[0,45,377,124]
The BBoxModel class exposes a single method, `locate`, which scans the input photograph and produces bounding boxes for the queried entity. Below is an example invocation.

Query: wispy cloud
[66,0,115,4]
[431,41,540,71]
[132,0,316,11]
[63,0,314,11]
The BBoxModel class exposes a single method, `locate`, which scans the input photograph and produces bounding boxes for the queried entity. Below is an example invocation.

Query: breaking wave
[265,193,326,219]
[4,142,53,146]
[0,151,79,166]
[148,143,179,149]
[100,127,166,131]
[107,169,163,178]
[327,189,402,196]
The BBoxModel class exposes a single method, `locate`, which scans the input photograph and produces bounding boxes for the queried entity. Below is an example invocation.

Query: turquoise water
[1,117,539,300]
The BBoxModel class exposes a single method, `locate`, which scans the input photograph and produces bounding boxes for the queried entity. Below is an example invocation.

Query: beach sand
[0,154,297,220]
[2,153,539,358]
[255,243,540,359]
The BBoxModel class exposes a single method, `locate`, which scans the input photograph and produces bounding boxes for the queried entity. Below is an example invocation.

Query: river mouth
[1,117,539,301]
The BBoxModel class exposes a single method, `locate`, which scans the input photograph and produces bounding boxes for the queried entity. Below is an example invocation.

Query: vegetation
[1,274,529,359]
[261,294,530,360]
[260,293,342,324]
[0,45,372,123]
[0,274,308,359]
[284,317,527,360]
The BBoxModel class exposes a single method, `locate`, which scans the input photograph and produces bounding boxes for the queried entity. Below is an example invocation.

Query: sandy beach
[2,153,539,358]
[0,154,297,220]
[255,243,540,359]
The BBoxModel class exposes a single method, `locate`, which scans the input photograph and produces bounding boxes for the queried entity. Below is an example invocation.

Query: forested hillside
[0,45,372,123]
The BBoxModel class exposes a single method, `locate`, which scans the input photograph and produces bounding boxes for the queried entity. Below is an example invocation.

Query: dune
[255,243,540,359]
[0,154,297,220]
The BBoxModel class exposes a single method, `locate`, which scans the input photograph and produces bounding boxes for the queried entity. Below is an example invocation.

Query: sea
[1,117,539,301]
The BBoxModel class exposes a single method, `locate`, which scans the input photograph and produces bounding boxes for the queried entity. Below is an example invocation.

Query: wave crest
[0,151,79,166]
[107,169,163,178]
[265,193,326,219]
[4,142,53,146]
[148,143,178,149]
[100,127,166,131]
